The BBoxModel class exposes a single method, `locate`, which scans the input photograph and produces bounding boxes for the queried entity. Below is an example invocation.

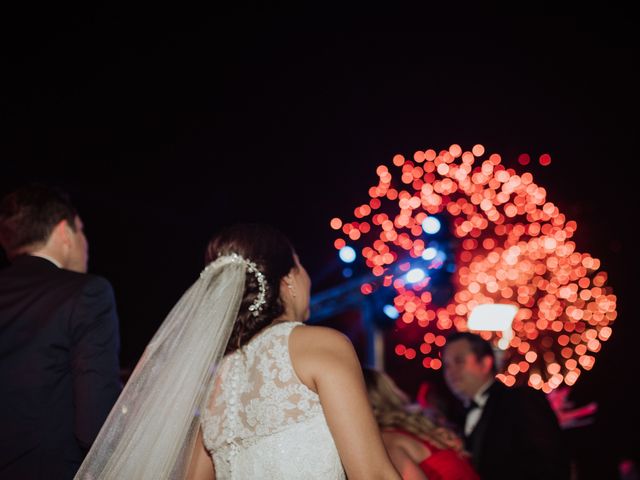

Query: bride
[75,223,400,479]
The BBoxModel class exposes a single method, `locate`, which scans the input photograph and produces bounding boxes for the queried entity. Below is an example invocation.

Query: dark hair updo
[205,223,295,354]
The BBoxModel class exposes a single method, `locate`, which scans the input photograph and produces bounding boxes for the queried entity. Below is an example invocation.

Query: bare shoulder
[382,431,413,448]
[289,324,358,393]
[381,431,430,462]
[290,324,354,352]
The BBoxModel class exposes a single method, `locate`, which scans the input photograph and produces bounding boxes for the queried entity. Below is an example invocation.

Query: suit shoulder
[50,270,115,300]
[511,384,545,397]
[80,273,114,290]
[55,269,112,287]
[509,385,552,408]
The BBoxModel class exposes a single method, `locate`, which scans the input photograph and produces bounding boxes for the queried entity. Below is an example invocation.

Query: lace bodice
[201,321,346,479]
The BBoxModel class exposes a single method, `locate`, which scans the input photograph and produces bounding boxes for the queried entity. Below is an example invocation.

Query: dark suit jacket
[465,381,570,480]
[0,255,121,480]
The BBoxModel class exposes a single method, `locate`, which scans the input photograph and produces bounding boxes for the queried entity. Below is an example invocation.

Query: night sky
[2,8,638,471]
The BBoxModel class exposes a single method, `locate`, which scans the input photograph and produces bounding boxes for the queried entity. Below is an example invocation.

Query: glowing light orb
[330,144,617,391]
[338,245,356,263]
[384,304,400,319]
[422,247,438,260]
[339,246,357,263]
[422,216,442,234]
[406,268,427,283]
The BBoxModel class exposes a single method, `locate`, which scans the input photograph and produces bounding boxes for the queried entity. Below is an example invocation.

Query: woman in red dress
[363,368,479,480]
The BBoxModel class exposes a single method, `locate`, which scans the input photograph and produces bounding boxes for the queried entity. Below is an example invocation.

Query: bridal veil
[75,255,248,479]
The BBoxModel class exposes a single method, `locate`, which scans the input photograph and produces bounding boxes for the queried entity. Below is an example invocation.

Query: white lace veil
[75,254,249,479]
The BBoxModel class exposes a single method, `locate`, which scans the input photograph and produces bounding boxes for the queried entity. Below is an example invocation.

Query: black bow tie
[464,400,479,414]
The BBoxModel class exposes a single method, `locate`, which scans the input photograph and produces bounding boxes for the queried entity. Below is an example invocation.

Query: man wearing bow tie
[443,332,570,480]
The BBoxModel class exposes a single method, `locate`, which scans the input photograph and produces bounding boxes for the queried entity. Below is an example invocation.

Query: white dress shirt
[464,379,495,436]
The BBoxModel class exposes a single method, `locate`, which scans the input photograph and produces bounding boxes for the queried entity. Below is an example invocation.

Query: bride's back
[202,321,345,479]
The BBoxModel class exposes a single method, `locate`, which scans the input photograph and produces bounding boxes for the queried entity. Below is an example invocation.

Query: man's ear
[481,354,494,374]
[49,219,71,246]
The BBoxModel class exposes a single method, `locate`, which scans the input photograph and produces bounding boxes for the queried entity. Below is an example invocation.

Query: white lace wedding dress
[201,321,346,479]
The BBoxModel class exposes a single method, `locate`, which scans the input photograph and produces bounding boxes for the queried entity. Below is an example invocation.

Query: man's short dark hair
[444,331,497,374]
[0,184,78,259]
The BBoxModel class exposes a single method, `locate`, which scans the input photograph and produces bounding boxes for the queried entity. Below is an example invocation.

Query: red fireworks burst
[331,144,616,392]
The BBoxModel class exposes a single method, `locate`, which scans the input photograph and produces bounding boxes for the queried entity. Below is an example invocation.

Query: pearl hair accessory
[201,253,267,316]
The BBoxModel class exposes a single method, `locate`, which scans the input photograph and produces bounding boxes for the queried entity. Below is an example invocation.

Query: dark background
[2,8,637,477]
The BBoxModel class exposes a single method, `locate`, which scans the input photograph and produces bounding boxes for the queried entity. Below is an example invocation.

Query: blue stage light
[383,304,400,319]
[431,250,447,268]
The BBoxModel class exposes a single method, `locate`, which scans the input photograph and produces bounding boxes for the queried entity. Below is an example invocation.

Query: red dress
[389,429,479,480]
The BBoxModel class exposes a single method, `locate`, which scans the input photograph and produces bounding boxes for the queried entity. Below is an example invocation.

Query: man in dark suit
[0,185,122,480]
[442,331,570,480]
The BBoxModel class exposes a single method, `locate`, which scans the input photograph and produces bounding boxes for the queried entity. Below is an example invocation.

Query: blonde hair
[362,367,463,451]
